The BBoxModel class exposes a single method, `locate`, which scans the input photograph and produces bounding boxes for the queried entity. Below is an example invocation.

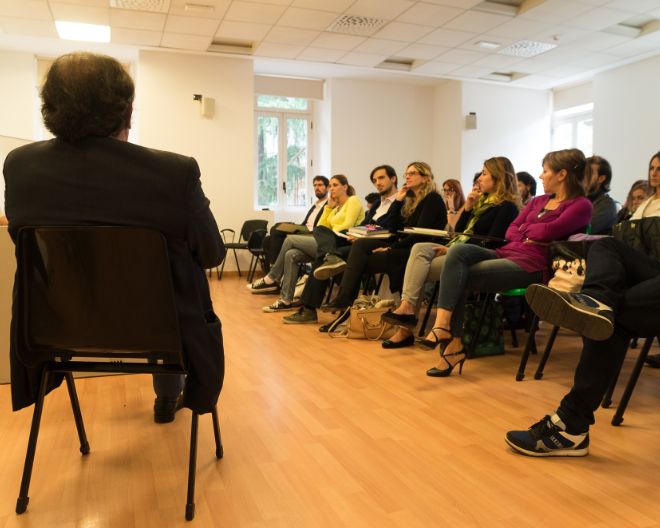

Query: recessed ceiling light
[476,40,500,49]
[55,21,111,43]
[498,40,557,58]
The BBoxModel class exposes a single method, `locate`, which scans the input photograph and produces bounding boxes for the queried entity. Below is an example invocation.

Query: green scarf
[447,194,497,246]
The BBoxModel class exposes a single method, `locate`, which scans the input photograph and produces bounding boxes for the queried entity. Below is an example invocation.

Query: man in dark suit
[262,175,329,270]
[3,52,225,423]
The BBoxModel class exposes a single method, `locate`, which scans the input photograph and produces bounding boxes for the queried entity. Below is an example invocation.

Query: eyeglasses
[443,188,455,194]
[404,171,422,177]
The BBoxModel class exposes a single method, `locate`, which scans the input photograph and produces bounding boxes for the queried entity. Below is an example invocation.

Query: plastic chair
[246,228,268,283]
[219,219,268,279]
[12,226,222,521]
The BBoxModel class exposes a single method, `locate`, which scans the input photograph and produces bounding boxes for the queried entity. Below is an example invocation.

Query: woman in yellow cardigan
[250,174,364,312]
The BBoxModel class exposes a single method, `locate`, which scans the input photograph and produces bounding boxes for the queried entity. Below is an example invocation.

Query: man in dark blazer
[3,52,225,423]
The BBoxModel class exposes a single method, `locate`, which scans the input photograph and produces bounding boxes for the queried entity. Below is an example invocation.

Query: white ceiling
[2,0,660,89]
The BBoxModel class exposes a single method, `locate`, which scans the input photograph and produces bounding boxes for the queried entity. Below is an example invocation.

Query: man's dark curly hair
[41,52,134,142]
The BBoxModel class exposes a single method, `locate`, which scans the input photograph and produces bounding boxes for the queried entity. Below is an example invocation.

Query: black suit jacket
[301,200,327,227]
[3,136,225,414]
[362,196,399,230]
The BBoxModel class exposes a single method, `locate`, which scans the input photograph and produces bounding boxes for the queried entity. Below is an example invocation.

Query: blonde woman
[382,156,520,347]
[313,161,447,315]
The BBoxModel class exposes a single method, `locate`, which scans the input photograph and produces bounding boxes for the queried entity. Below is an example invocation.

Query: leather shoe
[382,334,414,349]
[381,311,418,329]
[154,394,184,424]
[319,300,350,313]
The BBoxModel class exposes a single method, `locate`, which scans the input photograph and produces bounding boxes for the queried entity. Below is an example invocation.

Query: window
[551,103,593,155]
[255,95,312,209]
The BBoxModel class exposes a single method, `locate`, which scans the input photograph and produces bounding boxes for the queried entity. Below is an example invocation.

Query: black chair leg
[419,282,439,337]
[509,327,518,348]
[232,249,241,278]
[247,255,257,283]
[64,373,90,455]
[185,412,199,521]
[533,325,560,380]
[516,315,538,381]
[601,346,629,409]
[612,337,653,426]
[16,368,51,514]
[212,408,223,459]
[218,254,227,280]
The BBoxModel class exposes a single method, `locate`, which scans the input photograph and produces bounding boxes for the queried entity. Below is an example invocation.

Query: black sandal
[417,326,452,351]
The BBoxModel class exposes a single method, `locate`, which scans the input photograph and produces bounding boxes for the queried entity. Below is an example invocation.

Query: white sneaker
[262,299,302,313]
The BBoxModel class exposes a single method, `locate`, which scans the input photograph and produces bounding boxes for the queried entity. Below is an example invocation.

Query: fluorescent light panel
[55,21,111,43]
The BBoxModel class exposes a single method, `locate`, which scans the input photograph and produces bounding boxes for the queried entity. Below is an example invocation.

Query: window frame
[551,103,593,155]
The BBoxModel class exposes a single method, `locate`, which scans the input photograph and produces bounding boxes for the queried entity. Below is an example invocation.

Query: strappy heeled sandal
[416,326,452,351]
[426,348,467,377]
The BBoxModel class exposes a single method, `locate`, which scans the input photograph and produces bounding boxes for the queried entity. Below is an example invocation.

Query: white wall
[553,82,592,112]
[431,81,462,185]
[138,50,262,271]
[461,82,551,192]
[0,50,36,141]
[593,54,660,203]
[329,78,434,198]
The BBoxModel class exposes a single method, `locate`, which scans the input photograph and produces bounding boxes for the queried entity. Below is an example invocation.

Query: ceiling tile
[372,21,434,42]
[568,31,631,51]
[519,0,593,24]
[255,41,305,58]
[606,0,660,13]
[0,1,51,21]
[447,64,492,78]
[239,0,292,5]
[395,42,448,60]
[565,7,631,30]
[396,3,463,26]
[50,2,109,24]
[412,60,458,74]
[606,39,660,56]
[421,0,481,8]
[296,46,345,61]
[215,20,272,41]
[569,52,620,67]
[290,0,354,13]
[435,48,485,65]
[111,27,162,46]
[419,27,475,47]
[168,0,231,18]
[224,2,287,24]
[542,64,587,77]
[54,0,107,6]
[164,14,219,36]
[486,18,553,40]
[511,74,558,89]
[354,38,407,55]
[110,9,165,31]
[311,32,366,50]
[536,25,589,45]
[264,25,319,45]
[346,0,416,20]
[160,32,212,51]
[0,16,57,37]
[276,7,338,30]
[338,52,387,66]
[472,53,522,69]
[443,10,510,33]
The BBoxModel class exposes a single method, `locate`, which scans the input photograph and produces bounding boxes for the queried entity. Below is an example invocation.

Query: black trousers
[557,237,660,433]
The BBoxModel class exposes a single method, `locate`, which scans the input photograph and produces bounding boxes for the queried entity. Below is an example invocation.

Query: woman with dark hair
[442,179,466,232]
[422,148,592,377]
[616,179,652,223]
[249,174,364,312]
[284,162,447,323]
[381,156,520,348]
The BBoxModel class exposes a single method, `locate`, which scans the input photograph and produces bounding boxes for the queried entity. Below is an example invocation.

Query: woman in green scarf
[380,156,520,348]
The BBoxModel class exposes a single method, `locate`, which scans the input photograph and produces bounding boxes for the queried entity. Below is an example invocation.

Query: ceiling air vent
[109,0,170,12]
[472,0,522,16]
[375,57,414,72]
[208,38,254,55]
[327,15,388,37]
[498,40,557,58]
[480,71,528,82]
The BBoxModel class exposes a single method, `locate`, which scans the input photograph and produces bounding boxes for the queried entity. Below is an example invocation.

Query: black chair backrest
[247,229,267,254]
[16,226,184,368]
[239,219,268,243]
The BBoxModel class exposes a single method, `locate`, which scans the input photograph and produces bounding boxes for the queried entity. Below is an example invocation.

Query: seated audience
[516,171,537,206]
[586,155,618,234]
[263,176,328,268]
[278,164,400,322]
[365,192,380,210]
[616,179,651,223]
[421,149,592,378]
[506,150,660,456]
[442,179,466,232]
[381,157,520,348]
[248,174,364,310]
[290,162,446,322]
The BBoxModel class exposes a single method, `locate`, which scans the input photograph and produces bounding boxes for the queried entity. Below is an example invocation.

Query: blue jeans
[437,244,541,336]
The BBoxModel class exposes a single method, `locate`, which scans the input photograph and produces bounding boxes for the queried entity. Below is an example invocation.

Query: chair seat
[224,242,248,250]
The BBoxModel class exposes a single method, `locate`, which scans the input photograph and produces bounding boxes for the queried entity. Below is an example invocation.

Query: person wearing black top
[310,161,447,314]
[382,156,520,347]
[585,155,618,235]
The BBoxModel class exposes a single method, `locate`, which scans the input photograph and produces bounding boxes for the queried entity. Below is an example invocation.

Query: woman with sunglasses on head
[422,149,593,377]
[382,157,520,348]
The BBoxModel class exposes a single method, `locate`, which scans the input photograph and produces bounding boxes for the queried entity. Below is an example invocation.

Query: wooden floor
[1,275,659,528]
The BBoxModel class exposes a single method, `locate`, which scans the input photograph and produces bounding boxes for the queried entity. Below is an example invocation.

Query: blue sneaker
[506,414,589,457]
